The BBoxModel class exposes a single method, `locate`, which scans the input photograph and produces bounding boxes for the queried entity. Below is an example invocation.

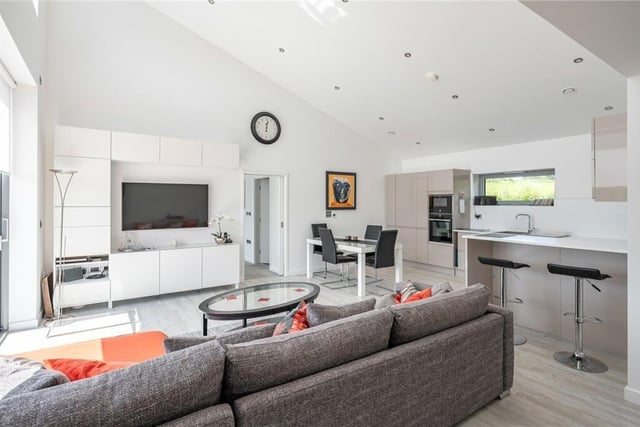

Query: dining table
[306,237,403,297]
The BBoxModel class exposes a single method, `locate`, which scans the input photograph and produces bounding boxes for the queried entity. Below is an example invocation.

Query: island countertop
[464,233,627,254]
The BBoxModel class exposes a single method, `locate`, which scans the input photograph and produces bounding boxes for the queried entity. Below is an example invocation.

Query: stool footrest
[583,315,603,324]
[508,297,524,304]
[563,312,575,317]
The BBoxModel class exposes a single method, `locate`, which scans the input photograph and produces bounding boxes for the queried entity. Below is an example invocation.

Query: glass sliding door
[0,65,12,332]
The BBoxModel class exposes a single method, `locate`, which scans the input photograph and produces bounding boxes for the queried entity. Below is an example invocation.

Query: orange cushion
[43,358,134,381]
[101,331,167,363]
[403,288,433,303]
[273,301,309,336]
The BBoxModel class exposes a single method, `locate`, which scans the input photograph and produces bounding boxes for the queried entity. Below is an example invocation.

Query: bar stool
[547,263,610,373]
[478,256,530,345]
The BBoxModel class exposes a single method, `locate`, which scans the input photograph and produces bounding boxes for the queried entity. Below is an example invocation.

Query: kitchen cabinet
[111,131,160,163]
[416,229,429,264]
[160,247,202,294]
[593,112,627,202]
[396,227,417,262]
[427,242,453,268]
[110,251,160,301]
[428,169,454,193]
[54,126,111,159]
[202,245,240,287]
[395,174,416,227]
[385,175,396,226]
[160,137,202,166]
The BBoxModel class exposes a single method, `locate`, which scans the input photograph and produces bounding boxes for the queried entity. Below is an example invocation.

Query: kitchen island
[464,233,627,355]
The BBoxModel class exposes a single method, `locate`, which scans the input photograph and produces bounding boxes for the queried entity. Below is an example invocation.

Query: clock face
[251,112,281,144]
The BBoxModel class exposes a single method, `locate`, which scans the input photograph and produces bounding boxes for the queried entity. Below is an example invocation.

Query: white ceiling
[149,0,627,158]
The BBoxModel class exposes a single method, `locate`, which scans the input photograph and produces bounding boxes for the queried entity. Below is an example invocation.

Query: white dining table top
[307,237,402,254]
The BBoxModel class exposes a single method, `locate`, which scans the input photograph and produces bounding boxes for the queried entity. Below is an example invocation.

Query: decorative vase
[214,237,225,244]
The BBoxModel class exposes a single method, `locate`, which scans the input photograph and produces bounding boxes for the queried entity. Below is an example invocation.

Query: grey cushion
[306,298,376,327]
[375,293,397,309]
[0,357,68,399]
[159,403,235,427]
[0,340,226,427]
[387,283,490,346]
[223,308,394,401]
[164,323,276,352]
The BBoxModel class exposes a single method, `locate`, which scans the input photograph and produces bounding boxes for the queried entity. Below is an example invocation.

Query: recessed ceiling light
[208,0,214,4]
[604,105,614,111]
[415,141,421,145]
[342,0,349,2]
[562,87,577,96]
[425,72,439,82]
[278,47,285,53]
[488,128,495,132]
[573,57,584,63]
[334,85,341,91]
[404,52,412,58]
[378,116,385,121]
[388,131,396,135]
[451,95,459,100]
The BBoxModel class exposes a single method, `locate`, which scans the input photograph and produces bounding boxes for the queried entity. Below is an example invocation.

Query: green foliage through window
[480,170,555,205]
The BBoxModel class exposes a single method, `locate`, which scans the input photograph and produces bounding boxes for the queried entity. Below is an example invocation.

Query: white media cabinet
[53,125,241,310]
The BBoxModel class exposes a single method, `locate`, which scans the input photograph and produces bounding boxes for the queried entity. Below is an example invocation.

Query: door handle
[1,218,8,243]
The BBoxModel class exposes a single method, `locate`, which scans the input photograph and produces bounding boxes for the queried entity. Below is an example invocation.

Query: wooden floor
[63,262,640,425]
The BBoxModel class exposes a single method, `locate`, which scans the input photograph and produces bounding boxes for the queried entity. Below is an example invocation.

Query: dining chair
[318,228,356,285]
[364,225,383,241]
[364,229,398,285]
[311,223,343,278]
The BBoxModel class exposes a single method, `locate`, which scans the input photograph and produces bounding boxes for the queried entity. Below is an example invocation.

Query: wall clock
[250,112,281,145]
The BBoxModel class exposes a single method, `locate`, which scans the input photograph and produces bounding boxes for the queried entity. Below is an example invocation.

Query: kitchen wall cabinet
[110,251,160,301]
[160,137,202,166]
[428,169,454,193]
[111,131,160,163]
[593,112,627,202]
[160,247,203,294]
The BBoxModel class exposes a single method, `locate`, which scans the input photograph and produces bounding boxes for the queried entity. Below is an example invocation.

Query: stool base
[553,351,608,373]
[514,334,527,346]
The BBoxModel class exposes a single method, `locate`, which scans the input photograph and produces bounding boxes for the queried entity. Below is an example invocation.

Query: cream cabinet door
[396,227,417,262]
[111,131,160,163]
[160,248,202,294]
[428,169,454,193]
[416,229,429,264]
[385,175,396,226]
[395,174,416,227]
[160,137,202,166]
[110,251,160,301]
[414,173,428,229]
[427,242,454,268]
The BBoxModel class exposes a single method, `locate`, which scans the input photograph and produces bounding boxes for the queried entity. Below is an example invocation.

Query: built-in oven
[428,194,453,244]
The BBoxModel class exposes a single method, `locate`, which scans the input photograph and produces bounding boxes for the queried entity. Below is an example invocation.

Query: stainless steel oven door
[429,218,452,243]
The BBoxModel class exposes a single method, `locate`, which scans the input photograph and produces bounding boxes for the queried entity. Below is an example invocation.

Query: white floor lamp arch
[49,168,78,325]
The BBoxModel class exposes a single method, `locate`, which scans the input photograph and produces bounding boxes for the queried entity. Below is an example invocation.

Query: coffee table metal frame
[198,282,320,335]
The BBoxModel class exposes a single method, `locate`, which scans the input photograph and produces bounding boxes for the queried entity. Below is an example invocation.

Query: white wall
[44,2,391,277]
[402,134,627,238]
[625,75,640,406]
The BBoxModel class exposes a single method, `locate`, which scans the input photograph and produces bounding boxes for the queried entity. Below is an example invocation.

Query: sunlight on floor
[0,310,139,356]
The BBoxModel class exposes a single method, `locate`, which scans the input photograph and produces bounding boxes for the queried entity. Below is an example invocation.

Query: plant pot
[214,237,226,244]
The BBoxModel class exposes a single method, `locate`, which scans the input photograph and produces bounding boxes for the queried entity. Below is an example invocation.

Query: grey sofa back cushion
[306,298,376,327]
[164,323,276,353]
[0,357,68,399]
[0,340,226,427]
[223,309,394,401]
[388,283,490,346]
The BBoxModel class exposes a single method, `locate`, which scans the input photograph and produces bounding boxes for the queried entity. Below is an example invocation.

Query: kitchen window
[478,169,555,206]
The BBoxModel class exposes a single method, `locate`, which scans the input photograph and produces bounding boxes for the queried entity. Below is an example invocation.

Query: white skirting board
[624,386,640,406]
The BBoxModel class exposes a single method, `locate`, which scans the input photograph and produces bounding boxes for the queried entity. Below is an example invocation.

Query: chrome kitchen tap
[515,213,534,234]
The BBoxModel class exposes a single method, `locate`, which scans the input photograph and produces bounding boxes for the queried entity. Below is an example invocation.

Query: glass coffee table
[198,282,320,335]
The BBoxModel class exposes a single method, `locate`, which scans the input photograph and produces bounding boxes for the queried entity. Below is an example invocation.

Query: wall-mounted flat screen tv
[122,183,209,231]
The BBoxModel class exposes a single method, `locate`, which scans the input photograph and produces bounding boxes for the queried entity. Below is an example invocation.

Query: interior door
[257,178,270,264]
[268,176,283,275]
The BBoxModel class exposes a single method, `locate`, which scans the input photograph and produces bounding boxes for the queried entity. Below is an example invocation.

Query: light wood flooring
[30,262,640,425]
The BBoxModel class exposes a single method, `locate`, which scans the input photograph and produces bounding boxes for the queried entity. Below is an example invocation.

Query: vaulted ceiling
[149,0,627,158]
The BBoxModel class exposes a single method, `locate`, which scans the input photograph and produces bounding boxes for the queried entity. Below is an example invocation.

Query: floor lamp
[49,168,78,327]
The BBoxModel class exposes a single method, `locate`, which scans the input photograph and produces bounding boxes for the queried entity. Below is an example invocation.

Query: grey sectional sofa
[0,284,513,427]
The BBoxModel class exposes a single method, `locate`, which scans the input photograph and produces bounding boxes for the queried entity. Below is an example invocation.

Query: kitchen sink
[493,230,571,238]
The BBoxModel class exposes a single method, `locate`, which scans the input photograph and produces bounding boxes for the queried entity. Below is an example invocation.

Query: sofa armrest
[159,403,234,427]
[486,304,514,391]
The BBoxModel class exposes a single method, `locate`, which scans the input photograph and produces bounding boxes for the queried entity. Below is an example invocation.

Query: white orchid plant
[210,214,234,239]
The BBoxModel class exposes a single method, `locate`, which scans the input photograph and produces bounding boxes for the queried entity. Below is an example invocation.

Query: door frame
[242,171,289,278]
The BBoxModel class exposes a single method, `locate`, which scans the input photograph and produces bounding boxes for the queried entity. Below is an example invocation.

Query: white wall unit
[160,136,202,166]
[54,126,111,159]
[111,131,160,163]
[202,141,240,169]
[56,278,111,308]
[110,251,160,300]
[202,244,240,287]
[53,156,110,207]
[160,247,202,294]
[53,226,110,258]
[54,206,110,228]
